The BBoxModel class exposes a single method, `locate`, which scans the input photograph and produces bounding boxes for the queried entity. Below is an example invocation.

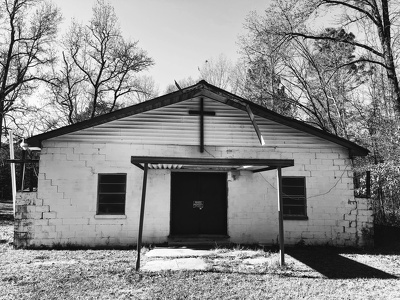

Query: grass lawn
[1,199,400,299]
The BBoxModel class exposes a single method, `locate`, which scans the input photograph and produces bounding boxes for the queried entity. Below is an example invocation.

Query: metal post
[20,150,26,191]
[199,97,204,153]
[136,163,148,271]
[9,131,16,217]
[277,166,285,266]
[366,170,371,198]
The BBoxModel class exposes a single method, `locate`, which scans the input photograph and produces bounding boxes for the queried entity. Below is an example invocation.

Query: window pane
[282,186,305,196]
[99,174,126,184]
[98,194,126,204]
[98,203,125,214]
[283,205,305,216]
[283,196,305,205]
[282,177,304,186]
[282,177,306,216]
[97,174,126,215]
[99,184,126,193]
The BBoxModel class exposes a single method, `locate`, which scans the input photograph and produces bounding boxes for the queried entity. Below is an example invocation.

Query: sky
[55,0,271,93]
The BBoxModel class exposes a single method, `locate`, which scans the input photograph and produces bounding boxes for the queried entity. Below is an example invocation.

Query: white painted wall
[14,140,373,248]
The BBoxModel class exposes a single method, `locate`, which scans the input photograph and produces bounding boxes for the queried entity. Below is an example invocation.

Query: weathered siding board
[50,98,337,149]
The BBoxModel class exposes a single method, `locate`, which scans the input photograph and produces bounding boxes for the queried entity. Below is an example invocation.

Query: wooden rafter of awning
[131,156,294,271]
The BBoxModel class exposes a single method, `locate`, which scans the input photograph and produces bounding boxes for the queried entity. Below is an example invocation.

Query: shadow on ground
[286,247,397,279]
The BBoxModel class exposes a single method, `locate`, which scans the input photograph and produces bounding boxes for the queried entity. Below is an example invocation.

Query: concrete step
[168,235,230,247]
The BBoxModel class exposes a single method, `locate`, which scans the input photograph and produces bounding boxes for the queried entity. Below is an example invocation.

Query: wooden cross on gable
[189,97,215,153]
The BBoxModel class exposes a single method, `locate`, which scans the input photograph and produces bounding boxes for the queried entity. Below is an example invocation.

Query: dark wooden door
[171,172,227,235]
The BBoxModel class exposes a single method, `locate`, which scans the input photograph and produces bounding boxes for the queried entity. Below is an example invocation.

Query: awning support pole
[277,166,285,266]
[9,131,17,217]
[135,162,148,271]
[20,150,26,191]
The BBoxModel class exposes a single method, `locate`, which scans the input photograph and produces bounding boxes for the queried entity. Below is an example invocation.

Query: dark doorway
[170,172,227,235]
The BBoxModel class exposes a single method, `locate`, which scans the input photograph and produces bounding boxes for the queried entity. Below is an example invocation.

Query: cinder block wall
[14,141,373,248]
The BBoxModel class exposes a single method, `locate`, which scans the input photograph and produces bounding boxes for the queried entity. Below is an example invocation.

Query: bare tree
[0,0,61,141]
[164,77,197,94]
[241,9,372,135]
[59,0,154,123]
[198,54,247,95]
[199,54,233,90]
[130,75,158,103]
[263,0,400,114]
[48,51,86,125]
[239,16,297,116]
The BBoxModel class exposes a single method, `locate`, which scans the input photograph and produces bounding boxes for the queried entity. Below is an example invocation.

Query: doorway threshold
[168,234,230,247]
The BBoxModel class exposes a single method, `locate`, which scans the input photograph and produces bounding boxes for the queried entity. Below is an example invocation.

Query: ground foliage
[1,206,400,300]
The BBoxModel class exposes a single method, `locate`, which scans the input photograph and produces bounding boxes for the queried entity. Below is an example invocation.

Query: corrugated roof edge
[25,80,369,157]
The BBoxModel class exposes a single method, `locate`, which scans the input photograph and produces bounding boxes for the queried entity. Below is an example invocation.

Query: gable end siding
[48,98,342,150]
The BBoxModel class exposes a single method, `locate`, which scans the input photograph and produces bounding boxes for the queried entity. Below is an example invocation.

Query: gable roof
[25,80,369,156]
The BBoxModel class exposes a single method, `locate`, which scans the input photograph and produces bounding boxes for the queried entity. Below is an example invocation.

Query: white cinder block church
[14,81,372,248]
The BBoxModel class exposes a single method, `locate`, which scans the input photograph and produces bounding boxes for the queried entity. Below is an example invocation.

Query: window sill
[94,215,127,219]
[283,216,308,220]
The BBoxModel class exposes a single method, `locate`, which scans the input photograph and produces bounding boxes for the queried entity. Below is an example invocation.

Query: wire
[257,164,350,200]
[202,146,350,201]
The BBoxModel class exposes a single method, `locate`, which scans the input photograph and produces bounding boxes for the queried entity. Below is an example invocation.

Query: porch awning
[130,156,294,172]
[131,155,293,271]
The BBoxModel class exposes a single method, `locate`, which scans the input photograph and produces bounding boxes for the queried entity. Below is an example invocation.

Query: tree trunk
[0,95,4,143]
[379,0,400,112]
[91,91,98,119]
[0,96,4,200]
[384,58,400,113]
